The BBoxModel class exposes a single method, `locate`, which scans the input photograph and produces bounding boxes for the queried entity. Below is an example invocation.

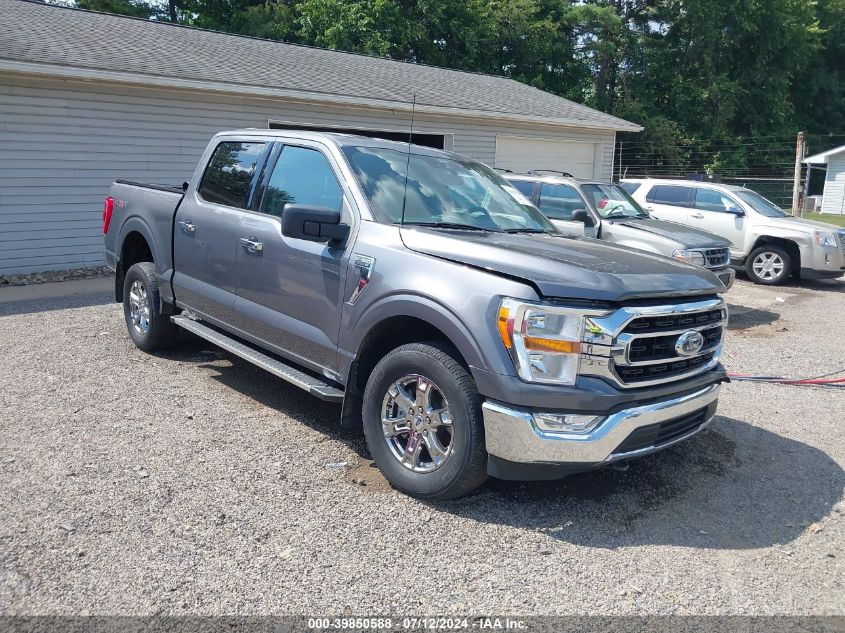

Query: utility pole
[792,131,805,216]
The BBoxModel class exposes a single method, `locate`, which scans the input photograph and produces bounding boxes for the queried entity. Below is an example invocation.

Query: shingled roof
[0,0,642,132]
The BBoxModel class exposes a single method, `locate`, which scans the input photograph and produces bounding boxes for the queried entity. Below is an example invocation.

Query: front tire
[122,262,179,351]
[746,245,791,285]
[362,343,488,499]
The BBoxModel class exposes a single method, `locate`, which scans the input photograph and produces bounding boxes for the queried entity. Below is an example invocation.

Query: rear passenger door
[644,184,693,224]
[173,139,269,326]
[538,183,590,236]
[234,142,350,373]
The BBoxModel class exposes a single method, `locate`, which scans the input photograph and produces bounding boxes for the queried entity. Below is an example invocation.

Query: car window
[509,179,536,199]
[619,182,641,194]
[694,188,738,212]
[581,184,649,219]
[198,141,266,208]
[260,145,343,217]
[734,190,791,217]
[341,146,556,232]
[648,185,692,207]
[538,183,585,221]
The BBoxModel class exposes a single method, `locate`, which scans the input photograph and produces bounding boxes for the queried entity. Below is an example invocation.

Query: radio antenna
[400,93,416,226]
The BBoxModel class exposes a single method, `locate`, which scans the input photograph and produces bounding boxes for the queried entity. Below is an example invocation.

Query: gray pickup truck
[104,130,729,499]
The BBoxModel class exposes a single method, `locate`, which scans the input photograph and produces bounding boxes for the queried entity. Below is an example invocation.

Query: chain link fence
[720,177,794,208]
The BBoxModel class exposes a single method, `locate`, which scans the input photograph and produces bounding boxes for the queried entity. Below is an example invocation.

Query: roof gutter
[0,59,644,133]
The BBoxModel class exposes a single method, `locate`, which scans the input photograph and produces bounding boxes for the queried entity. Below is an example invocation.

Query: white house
[804,144,845,216]
[0,0,641,275]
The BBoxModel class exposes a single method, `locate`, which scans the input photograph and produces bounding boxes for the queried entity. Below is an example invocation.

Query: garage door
[495,136,599,179]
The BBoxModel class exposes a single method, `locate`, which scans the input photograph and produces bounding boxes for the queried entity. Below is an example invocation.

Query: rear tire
[122,262,179,351]
[362,342,488,499]
[746,245,791,285]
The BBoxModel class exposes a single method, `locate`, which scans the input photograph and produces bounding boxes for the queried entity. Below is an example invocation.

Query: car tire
[362,342,488,499]
[746,245,792,285]
[122,262,180,351]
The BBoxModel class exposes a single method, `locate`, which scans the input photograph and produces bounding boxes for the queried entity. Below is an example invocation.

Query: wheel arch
[750,236,801,274]
[115,218,160,301]
[340,298,489,429]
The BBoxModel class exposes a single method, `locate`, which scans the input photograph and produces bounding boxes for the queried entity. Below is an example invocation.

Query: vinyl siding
[821,154,845,216]
[0,72,617,274]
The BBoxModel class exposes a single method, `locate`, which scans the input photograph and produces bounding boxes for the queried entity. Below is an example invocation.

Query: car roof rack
[494,167,513,173]
[528,169,574,177]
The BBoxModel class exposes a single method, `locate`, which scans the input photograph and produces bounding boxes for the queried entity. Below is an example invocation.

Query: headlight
[497,298,590,385]
[672,249,706,266]
[815,230,838,247]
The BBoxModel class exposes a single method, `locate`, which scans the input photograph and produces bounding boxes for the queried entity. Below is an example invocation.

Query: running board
[171,315,344,403]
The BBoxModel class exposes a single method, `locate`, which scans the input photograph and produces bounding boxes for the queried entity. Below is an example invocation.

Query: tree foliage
[71,0,845,173]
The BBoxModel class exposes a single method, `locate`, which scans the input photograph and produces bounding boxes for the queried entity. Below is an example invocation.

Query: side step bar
[171,315,344,403]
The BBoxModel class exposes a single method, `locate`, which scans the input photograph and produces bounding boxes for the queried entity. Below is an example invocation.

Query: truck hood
[400,227,724,302]
[612,218,731,248]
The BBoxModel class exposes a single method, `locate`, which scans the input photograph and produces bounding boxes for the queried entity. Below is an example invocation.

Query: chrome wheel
[381,374,453,473]
[752,251,785,281]
[128,279,150,336]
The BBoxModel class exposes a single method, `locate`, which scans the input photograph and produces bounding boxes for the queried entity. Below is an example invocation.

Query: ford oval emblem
[675,330,705,356]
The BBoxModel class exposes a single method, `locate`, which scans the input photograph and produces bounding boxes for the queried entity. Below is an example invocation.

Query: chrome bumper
[482,383,720,465]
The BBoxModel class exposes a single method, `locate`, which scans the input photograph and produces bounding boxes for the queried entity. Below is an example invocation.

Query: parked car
[103,130,729,499]
[621,178,845,285]
[505,172,735,289]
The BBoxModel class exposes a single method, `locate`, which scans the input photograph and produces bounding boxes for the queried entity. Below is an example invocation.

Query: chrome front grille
[580,298,727,389]
[700,247,730,269]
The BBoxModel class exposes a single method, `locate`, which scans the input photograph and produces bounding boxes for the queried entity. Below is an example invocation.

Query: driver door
[234,142,350,373]
[690,188,747,248]
[537,183,596,237]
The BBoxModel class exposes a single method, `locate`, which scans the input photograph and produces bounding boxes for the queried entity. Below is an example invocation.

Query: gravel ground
[0,275,843,616]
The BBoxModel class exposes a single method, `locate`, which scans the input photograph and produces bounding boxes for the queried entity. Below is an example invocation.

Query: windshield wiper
[502,227,549,234]
[401,222,496,232]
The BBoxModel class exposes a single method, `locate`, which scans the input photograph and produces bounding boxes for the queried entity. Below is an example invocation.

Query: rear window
[619,182,641,194]
[198,141,266,208]
[647,185,692,207]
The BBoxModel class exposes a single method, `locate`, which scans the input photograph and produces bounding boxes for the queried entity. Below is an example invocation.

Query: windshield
[734,190,791,218]
[341,146,557,233]
[581,184,649,219]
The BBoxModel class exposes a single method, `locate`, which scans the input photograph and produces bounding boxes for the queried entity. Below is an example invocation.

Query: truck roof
[214,128,457,159]
[620,177,749,193]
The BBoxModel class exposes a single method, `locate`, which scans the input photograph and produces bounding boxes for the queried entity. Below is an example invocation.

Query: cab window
[260,145,343,218]
[538,183,585,221]
[198,141,267,208]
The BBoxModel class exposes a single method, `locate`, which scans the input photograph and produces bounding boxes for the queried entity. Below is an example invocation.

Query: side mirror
[571,209,596,227]
[281,203,350,245]
[726,205,745,216]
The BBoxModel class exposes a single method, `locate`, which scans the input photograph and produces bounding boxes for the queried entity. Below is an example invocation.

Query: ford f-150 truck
[104,130,729,499]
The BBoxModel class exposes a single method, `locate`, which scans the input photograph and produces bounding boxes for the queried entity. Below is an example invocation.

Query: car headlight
[672,249,706,266]
[815,230,838,247]
[497,298,592,385]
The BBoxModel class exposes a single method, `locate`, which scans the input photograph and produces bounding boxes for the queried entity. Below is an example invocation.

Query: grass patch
[800,212,845,227]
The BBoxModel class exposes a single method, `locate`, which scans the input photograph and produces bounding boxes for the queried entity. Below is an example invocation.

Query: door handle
[691,213,704,219]
[178,220,196,233]
[240,237,264,253]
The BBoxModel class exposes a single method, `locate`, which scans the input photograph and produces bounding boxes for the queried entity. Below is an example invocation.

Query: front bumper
[711,266,735,289]
[482,383,720,480]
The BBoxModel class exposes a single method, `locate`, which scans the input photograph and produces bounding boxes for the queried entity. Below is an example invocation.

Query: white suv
[622,178,845,285]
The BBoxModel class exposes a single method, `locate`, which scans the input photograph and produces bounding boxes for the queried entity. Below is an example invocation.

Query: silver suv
[623,178,845,285]
[505,173,735,288]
